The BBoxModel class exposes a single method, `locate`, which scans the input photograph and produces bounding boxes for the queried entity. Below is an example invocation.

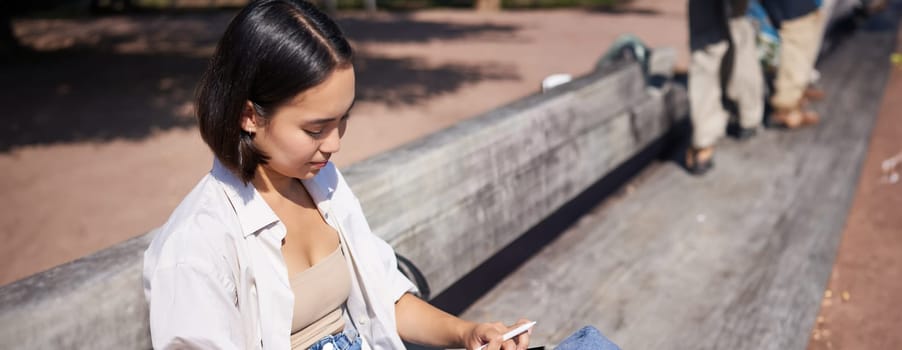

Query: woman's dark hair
[196,0,353,183]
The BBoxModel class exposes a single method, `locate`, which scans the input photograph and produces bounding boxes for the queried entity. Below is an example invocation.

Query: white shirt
[143,159,417,350]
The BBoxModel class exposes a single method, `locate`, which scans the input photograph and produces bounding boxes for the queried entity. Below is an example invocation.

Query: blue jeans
[554,326,620,350]
[307,326,362,350]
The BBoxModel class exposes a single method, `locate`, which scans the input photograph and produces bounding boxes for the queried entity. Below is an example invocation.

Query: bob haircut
[196,0,353,183]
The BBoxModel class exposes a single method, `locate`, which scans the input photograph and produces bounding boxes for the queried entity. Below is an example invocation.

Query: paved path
[458,3,901,349]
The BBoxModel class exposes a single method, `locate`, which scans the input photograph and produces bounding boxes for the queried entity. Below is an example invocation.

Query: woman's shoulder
[145,173,243,269]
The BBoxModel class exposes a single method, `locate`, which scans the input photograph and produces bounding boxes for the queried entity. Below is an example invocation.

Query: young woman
[142,1,531,349]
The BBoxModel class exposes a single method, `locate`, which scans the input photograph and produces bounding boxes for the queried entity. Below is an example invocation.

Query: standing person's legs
[686,40,728,174]
[689,41,730,150]
[771,9,823,127]
[815,0,834,61]
[726,17,765,130]
[686,0,729,174]
[800,5,828,101]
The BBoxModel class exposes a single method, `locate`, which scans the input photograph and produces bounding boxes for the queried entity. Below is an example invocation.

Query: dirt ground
[0,0,690,287]
[806,25,902,350]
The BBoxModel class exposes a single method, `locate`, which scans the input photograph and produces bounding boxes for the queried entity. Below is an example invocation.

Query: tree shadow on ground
[337,14,519,43]
[355,53,519,106]
[0,12,226,152]
[0,48,206,151]
[1,11,522,151]
[584,5,660,15]
[578,0,660,15]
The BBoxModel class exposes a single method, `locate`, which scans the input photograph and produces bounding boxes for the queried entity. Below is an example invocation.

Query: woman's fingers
[489,322,508,350]
[514,331,530,350]
[469,319,533,350]
[511,319,532,350]
[467,322,504,350]
[501,338,519,350]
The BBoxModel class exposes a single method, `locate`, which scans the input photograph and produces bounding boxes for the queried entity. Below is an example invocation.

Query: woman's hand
[462,319,532,350]
[394,293,531,349]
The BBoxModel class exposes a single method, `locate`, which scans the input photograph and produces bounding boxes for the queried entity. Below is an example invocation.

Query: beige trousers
[771,10,825,109]
[689,17,764,148]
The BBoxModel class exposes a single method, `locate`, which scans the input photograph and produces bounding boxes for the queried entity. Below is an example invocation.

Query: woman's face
[243,67,356,181]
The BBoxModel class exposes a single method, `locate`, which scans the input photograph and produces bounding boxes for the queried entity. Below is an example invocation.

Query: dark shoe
[685,147,714,176]
[735,127,758,141]
[727,122,759,140]
[768,107,820,129]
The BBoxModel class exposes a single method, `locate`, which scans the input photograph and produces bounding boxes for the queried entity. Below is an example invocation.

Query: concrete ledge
[0,54,685,349]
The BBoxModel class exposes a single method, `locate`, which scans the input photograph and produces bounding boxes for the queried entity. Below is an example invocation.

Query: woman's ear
[241,101,259,134]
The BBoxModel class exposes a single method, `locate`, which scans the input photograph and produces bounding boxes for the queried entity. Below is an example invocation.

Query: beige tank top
[289,245,352,349]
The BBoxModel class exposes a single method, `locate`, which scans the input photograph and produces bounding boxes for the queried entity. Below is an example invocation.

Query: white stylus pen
[475,321,536,350]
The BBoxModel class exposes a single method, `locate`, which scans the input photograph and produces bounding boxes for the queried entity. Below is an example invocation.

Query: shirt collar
[300,162,337,211]
[210,158,280,238]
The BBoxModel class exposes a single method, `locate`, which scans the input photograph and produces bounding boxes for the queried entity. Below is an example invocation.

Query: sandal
[685,147,714,176]
[768,107,820,129]
[803,87,826,101]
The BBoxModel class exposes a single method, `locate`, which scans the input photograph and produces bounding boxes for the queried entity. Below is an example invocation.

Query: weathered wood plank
[0,232,154,349]
[459,6,899,350]
[345,62,682,296]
